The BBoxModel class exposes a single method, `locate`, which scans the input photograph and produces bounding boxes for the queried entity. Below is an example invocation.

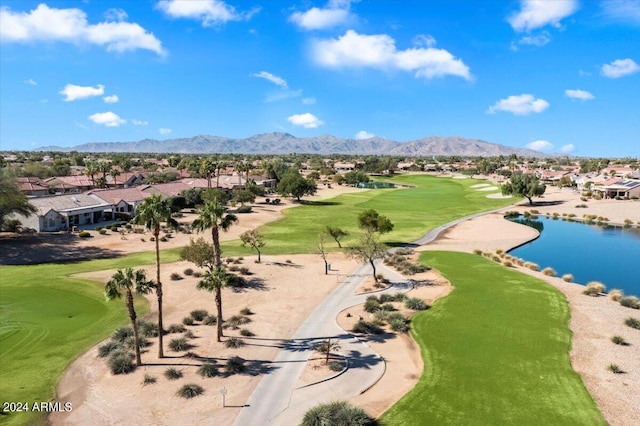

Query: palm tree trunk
[155,226,164,358]
[212,226,221,266]
[216,287,223,342]
[127,290,142,366]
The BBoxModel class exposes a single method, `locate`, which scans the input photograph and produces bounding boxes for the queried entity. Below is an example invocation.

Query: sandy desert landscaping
[2,175,638,425]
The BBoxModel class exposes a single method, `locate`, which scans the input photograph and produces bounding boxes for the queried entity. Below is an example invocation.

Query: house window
[84,213,90,217]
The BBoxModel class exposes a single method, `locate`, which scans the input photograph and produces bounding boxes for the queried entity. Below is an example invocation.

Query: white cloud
[313,30,471,80]
[565,89,595,100]
[132,119,148,126]
[302,97,317,105]
[601,58,640,78]
[265,89,303,103]
[413,34,437,48]
[487,94,549,115]
[287,113,324,128]
[88,111,126,127]
[518,32,551,46]
[103,95,119,104]
[24,78,37,85]
[159,127,172,135]
[253,71,288,88]
[526,140,554,151]
[355,130,375,140]
[0,4,165,55]
[157,0,256,26]
[600,0,640,24]
[104,8,128,22]
[508,0,578,32]
[560,144,576,153]
[60,84,104,102]
[289,0,353,30]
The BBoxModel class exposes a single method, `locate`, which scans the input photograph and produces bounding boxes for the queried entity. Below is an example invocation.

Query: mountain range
[36,133,547,157]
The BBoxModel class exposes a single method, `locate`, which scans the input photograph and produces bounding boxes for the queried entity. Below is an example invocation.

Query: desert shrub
[168,323,186,333]
[541,267,557,277]
[225,257,234,264]
[233,259,242,264]
[138,320,159,338]
[98,341,122,358]
[583,282,606,296]
[112,326,133,343]
[185,351,199,359]
[197,363,219,378]
[363,297,381,313]
[240,328,255,337]
[373,310,390,323]
[228,265,239,272]
[78,231,91,238]
[142,374,157,386]
[391,292,407,302]
[240,307,254,315]
[99,229,107,235]
[328,362,344,372]
[237,205,252,213]
[183,330,195,339]
[575,204,588,208]
[170,272,183,281]
[301,401,375,426]
[624,317,640,329]
[160,236,168,242]
[608,289,624,301]
[239,267,251,275]
[190,309,209,321]
[378,293,396,303]
[225,356,246,374]
[389,317,409,332]
[405,297,428,311]
[164,367,183,380]
[169,337,190,352]
[473,249,483,255]
[124,335,150,350]
[192,271,202,278]
[108,351,135,375]
[182,316,194,326]
[608,364,623,374]
[503,260,513,268]
[491,255,502,263]
[183,268,194,276]
[95,226,103,231]
[203,315,217,326]
[224,315,251,329]
[225,337,245,348]
[611,336,627,345]
[352,320,384,335]
[620,296,640,309]
[562,274,574,282]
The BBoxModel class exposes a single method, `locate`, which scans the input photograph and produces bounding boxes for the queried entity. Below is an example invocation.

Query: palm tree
[98,162,111,188]
[192,200,238,267]
[133,194,178,358]
[109,168,121,188]
[84,162,98,188]
[197,267,233,342]
[216,161,228,187]
[199,158,216,189]
[105,268,155,366]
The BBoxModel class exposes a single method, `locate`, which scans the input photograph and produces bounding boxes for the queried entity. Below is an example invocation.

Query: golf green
[380,251,605,425]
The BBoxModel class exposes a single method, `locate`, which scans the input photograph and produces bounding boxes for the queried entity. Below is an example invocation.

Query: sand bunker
[486,193,512,199]
[470,183,491,188]
[477,186,499,191]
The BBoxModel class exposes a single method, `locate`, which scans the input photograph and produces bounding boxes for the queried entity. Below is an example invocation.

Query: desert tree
[105,268,155,366]
[501,172,546,205]
[358,209,394,234]
[0,169,37,229]
[180,237,215,271]
[346,231,386,284]
[325,225,349,248]
[277,171,317,201]
[133,194,178,358]
[317,233,329,275]
[240,229,266,263]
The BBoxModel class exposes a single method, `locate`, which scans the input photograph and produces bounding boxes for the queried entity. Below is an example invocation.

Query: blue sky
[1,0,638,157]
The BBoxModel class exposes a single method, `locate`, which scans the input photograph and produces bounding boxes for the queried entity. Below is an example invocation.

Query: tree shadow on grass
[0,233,124,265]
[299,200,342,206]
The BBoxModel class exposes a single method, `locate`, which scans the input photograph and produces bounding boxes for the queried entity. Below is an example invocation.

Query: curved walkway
[234,207,512,425]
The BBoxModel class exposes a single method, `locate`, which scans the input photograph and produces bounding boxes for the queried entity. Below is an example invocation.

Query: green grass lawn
[380,251,605,426]
[221,174,514,256]
[0,251,180,426]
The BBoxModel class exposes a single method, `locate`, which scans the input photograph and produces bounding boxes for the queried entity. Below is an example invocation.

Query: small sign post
[220,387,227,407]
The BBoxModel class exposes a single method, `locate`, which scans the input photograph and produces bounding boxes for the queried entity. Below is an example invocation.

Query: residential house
[87,188,151,220]
[16,177,50,197]
[596,180,640,199]
[139,182,192,198]
[44,176,93,193]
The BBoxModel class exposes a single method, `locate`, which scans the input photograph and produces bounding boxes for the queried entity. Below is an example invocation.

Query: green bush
[240,307,254,315]
[389,317,409,332]
[124,335,150,350]
[620,296,640,309]
[168,323,186,333]
[142,374,157,386]
[405,297,428,311]
[226,356,246,374]
[164,367,183,380]
[182,316,194,326]
[177,384,204,398]
[197,363,219,378]
[237,205,252,213]
[624,317,640,329]
[301,401,375,426]
[183,330,195,339]
[190,309,209,321]
[363,297,381,313]
[611,336,627,345]
[239,267,251,275]
[608,364,623,374]
[169,337,190,352]
[99,229,107,235]
[184,268,194,276]
[225,337,245,348]
[108,351,135,375]
[224,315,250,329]
[112,326,133,343]
[328,362,344,372]
[138,320,159,338]
[170,272,183,281]
[203,315,217,326]
[98,341,122,358]
[352,320,384,335]
[78,231,91,238]
[240,328,255,337]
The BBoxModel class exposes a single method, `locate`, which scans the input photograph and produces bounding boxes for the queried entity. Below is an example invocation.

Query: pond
[508,215,640,296]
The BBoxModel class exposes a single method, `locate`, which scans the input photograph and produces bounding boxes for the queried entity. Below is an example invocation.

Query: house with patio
[596,180,640,199]
[10,193,113,232]
[87,188,151,220]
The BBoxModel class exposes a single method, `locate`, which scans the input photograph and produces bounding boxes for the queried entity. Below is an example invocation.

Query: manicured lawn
[0,252,180,426]
[221,175,514,255]
[380,251,605,426]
